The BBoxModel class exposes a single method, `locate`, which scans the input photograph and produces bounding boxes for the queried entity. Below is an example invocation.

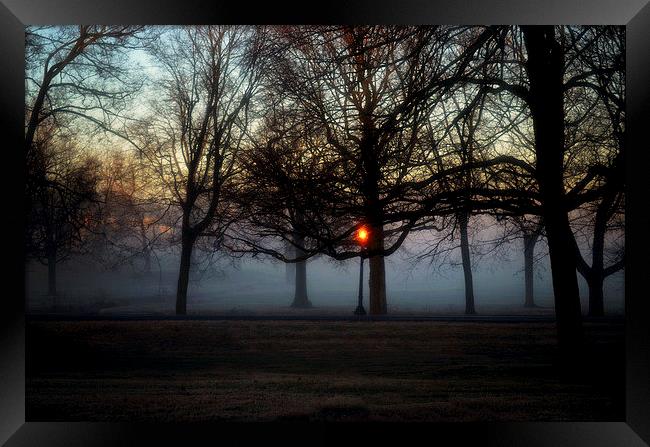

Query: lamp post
[354,226,369,316]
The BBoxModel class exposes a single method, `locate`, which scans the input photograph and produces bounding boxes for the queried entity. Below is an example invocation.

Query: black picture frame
[1,1,648,445]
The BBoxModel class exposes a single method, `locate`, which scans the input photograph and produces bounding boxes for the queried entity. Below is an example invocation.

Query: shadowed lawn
[26,320,624,422]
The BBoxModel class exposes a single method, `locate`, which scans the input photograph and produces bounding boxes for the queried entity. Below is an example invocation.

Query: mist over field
[25,234,624,315]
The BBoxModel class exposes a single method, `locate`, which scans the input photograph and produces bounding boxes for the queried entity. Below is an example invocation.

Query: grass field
[26,319,624,422]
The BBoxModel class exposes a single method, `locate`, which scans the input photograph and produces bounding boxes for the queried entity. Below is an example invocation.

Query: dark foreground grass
[26,320,624,422]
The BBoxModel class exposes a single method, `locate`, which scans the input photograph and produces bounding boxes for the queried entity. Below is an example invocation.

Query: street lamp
[354,225,369,316]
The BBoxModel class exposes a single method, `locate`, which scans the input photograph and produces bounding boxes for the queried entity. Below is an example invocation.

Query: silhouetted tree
[416,79,519,314]
[249,25,498,314]
[136,26,265,314]
[25,26,145,244]
[575,188,624,316]
[506,216,546,308]
[233,106,338,308]
[565,26,625,317]
[284,239,296,285]
[28,131,100,297]
[444,90,491,315]
[465,25,624,350]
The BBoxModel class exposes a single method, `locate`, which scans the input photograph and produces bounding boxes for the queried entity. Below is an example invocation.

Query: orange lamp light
[357,226,369,245]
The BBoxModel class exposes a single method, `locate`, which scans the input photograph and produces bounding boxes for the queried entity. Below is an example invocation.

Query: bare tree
[233,103,342,308]
[136,26,264,314]
[25,25,146,264]
[464,25,623,350]
[501,215,546,308]
[27,129,101,298]
[565,26,625,317]
[245,25,498,314]
[415,74,523,314]
[442,89,492,315]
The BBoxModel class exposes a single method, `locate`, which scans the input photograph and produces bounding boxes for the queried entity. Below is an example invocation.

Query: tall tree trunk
[587,273,605,317]
[291,234,311,308]
[368,224,387,315]
[545,214,584,350]
[140,220,151,275]
[523,233,538,308]
[523,26,583,352]
[587,189,613,317]
[47,249,57,297]
[285,239,295,285]
[189,244,201,280]
[458,211,476,314]
[45,218,57,298]
[176,231,195,315]
[362,167,387,315]
[357,74,388,316]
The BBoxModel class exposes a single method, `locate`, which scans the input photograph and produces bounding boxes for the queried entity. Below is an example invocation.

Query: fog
[25,235,624,316]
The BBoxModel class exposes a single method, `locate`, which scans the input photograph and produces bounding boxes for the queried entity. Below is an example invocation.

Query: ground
[26,319,624,422]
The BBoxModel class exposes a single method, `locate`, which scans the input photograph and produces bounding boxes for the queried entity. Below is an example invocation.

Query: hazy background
[25,235,624,316]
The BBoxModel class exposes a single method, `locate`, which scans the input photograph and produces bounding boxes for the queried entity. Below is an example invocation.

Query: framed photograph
[1,0,649,445]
